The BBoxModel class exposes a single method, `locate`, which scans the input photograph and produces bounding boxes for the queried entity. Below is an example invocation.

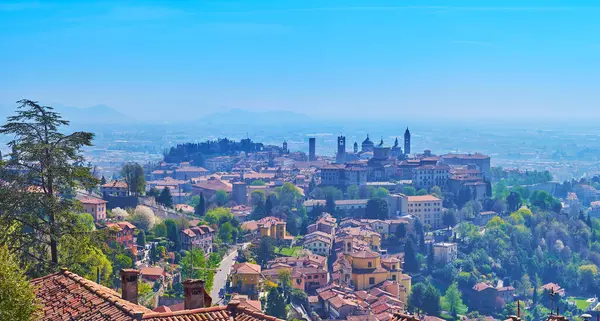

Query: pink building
[180,225,215,254]
[79,197,108,222]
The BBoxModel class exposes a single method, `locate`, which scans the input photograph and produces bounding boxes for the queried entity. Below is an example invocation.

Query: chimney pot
[120,269,140,304]
[183,279,207,310]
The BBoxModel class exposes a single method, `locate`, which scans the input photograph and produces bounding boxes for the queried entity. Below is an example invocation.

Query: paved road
[210,249,238,305]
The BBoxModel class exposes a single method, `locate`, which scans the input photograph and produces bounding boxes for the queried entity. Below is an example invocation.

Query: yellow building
[399,273,412,304]
[338,248,412,304]
[257,216,293,241]
[231,262,261,297]
[346,250,388,290]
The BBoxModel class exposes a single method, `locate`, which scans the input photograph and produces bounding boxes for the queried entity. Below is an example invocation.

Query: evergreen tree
[121,162,146,196]
[265,196,273,217]
[286,213,299,236]
[427,243,435,274]
[408,281,441,316]
[587,213,593,228]
[326,193,336,215]
[404,238,419,273]
[137,230,146,247]
[265,287,287,318]
[396,223,407,239]
[195,193,206,216]
[308,178,317,194]
[158,187,173,207]
[419,231,426,254]
[442,209,458,230]
[164,218,181,250]
[254,236,275,266]
[147,187,160,198]
[0,100,97,271]
[100,175,107,185]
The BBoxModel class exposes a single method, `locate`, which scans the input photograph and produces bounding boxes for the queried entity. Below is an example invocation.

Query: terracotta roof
[31,269,151,320]
[143,302,285,321]
[33,269,285,321]
[188,219,202,226]
[177,166,209,172]
[102,181,128,189]
[349,249,380,259]
[175,204,195,213]
[140,266,164,277]
[241,221,259,231]
[182,229,196,237]
[232,262,261,275]
[193,178,232,192]
[407,195,441,202]
[473,282,493,292]
[79,196,107,205]
[391,313,421,321]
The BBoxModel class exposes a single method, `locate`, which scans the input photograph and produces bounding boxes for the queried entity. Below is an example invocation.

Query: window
[369,277,375,285]
[392,275,397,281]
[368,262,372,268]
[392,265,396,270]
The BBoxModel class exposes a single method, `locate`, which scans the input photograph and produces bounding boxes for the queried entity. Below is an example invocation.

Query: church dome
[362,135,374,146]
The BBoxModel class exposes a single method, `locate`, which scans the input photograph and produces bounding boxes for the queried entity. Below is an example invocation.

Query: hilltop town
[3,102,600,321]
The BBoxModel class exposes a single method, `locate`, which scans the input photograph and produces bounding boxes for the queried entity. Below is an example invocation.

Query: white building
[412,165,450,191]
[433,242,458,264]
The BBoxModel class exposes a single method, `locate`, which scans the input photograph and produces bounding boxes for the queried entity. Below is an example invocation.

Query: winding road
[210,249,238,305]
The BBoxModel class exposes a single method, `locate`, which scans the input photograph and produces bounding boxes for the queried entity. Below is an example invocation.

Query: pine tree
[0,100,97,269]
[195,193,206,216]
[427,243,435,274]
[158,187,173,207]
[265,287,287,318]
[326,193,336,215]
[404,238,419,273]
[265,196,273,217]
[137,230,146,247]
[587,213,593,227]
[100,175,107,185]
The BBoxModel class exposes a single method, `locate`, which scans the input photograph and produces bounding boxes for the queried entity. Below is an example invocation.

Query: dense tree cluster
[164,138,264,164]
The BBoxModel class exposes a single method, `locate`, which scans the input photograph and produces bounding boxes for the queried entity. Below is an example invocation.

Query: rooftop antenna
[549,288,556,316]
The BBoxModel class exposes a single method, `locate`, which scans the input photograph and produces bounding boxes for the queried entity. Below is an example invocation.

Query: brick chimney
[183,279,208,309]
[120,269,140,304]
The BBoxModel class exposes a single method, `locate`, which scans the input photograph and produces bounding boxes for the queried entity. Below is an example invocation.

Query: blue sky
[1,0,599,122]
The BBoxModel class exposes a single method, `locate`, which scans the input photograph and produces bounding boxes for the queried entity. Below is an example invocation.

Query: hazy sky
[1,0,600,122]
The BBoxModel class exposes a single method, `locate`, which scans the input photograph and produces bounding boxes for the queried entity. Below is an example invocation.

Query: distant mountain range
[0,103,134,124]
[0,103,311,125]
[200,108,311,125]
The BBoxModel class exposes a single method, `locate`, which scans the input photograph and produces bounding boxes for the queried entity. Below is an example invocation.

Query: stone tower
[309,137,316,161]
[404,127,411,156]
[353,142,358,153]
[282,141,288,154]
[232,182,247,205]
[336,136,346,163]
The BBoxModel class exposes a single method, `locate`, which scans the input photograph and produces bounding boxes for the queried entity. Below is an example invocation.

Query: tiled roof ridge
[142,305,227,319]
[60,269,149,317]
[235,304,284,321]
